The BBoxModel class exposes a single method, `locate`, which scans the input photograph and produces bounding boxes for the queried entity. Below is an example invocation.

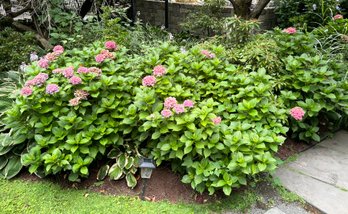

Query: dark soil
[17,137,312,204]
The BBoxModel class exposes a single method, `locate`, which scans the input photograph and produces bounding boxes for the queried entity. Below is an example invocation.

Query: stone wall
[136,0,276,32]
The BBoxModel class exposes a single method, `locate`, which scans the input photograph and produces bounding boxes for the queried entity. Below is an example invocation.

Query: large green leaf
[109,164,123,180]
[126,173,137,189]
[3,156,22,179]
[97,165,110,181]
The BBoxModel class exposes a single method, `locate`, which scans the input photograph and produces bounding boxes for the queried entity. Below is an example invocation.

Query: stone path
[275,131,348,214]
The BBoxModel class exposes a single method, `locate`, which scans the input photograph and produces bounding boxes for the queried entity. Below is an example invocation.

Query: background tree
[229,0,271,19]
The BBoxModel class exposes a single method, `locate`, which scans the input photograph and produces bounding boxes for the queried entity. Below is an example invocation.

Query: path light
[139,158,156,200]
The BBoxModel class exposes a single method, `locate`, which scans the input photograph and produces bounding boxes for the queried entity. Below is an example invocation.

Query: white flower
[30,52,38,62]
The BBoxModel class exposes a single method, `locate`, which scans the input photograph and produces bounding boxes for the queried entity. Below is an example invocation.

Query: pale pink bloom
[290,107,305,121]
[53,45,64,54]
[63,66,74,78]
[173,104,185,114]
[105,41,117,50]
[52,68,63,74]
[100,50,114,59]
[95,54,106,63]
[25,79,36,87]
[77,67,89,74]
[334,14,343,20]
[74,90,89,100]
[283,27,297,34]
[46,84,59,94]
[69,97,81,106]
[183,100,194,108]
[142,75,156,87]
[212,116,222,125]
[33,73,49,86]
[153,65,166,77]
[88,67,102,76]
[20,87,33,96]
[201,50,215,58]
[70,76,82,85]
[161,109,172,118]
[30,52,38,62]
[38,58,49,69]
[44,53,58,61]
[164,97,177,109]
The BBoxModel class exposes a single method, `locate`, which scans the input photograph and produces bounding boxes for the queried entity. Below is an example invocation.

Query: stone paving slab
[264,207,286,214]
[275,131,348,214]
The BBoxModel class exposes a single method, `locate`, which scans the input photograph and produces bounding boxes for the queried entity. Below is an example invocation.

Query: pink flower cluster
[53,45,64,54]
[212,116,221,125]
[95,50,114,63]
[153,65,166,77]
[76,66,102,76]
[25,73,49,87]
[20,87,33,96]
[334,14,343,20]
[37,45,65,69]
[70,76,82,85]
[161,97,195,118]
[142,75,156,87]
[70,89,89,106]
[63,66,74,78]
[283,27,297,34]
[105,41,118,50]
[201,50,215,59]
[77,66,89,74]
[46,84,60,95]
[290,107,305,121]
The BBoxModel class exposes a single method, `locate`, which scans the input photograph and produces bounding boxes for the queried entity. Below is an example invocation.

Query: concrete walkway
[275,131,348,214]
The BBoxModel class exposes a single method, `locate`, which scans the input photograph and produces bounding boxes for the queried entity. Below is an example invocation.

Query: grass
[0,178,259,214]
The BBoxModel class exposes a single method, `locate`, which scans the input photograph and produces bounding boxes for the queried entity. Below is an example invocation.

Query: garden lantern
[139,158,156,200]
[139,158,156,179]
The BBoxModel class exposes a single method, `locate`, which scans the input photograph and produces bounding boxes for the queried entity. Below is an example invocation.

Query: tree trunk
[229,0,271,19]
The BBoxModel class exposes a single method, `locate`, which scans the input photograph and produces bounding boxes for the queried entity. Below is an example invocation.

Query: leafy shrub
[0,28,42,72]
[274,0,342,29]
[0,41,289,195]
[132,44,288,195]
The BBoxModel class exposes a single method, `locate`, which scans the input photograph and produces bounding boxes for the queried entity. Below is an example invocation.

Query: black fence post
[165,0,169,28]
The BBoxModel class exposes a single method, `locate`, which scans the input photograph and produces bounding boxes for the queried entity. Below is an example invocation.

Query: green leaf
[126,173,137,189]
[161,144,171,151]
[3,156,23,179]
[109,164,123,180]
[80,166,88,175]
[223,186,232,195]
[97,165,110,181]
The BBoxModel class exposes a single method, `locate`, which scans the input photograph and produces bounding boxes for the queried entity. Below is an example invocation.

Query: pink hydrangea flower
[25,79,36,87]
[183,100,194,108]
[53,45,64,54]
[74,89,89,100]
[20,87,33,96]
[290,107,305,121]
[77,67,89,74]
[142,75,156,87]
[334,14,343,20]
[153,65,166,77]
[105,41,117,50]
[212,116,222,125]
[161,109,172,118]
[70,76,82,85]
[201,50,215,58]
[283,27,297,34]
[69,97,81,106]
[95,54,106,63]
[88,67,102,76]
[164,97,177,109]
[52,68,63,74]
[33,73,49,86]
[44,53,58,61]
[63,67,74,78]
[173,104,185,114]
[38,58,49,69]
[100,50,114,59]
[46,84,59,94]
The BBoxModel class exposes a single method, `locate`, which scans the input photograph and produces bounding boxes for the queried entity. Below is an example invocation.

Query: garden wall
[135,0,277,32]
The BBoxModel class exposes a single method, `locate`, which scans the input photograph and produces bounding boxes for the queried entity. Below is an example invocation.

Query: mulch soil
[17,138,314,204]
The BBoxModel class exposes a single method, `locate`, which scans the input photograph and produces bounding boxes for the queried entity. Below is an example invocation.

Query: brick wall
[136,0,276,32]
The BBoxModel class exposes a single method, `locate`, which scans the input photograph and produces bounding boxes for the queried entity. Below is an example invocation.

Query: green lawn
[0,178,258,214]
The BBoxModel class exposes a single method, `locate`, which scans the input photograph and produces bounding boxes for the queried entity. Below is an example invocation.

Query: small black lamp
[139,158,156,200]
